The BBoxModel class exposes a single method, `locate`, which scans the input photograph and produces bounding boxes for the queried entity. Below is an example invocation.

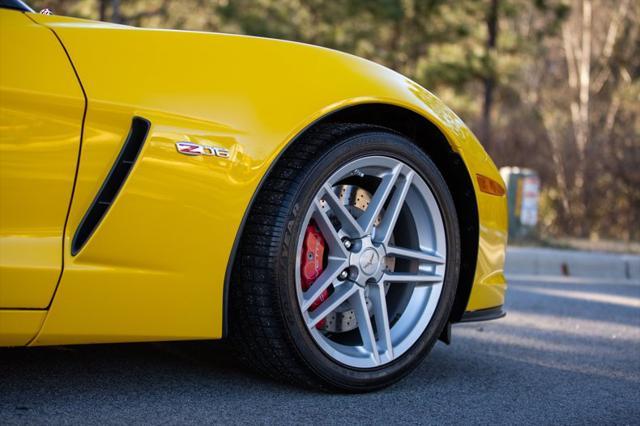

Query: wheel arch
[223,103,479,336]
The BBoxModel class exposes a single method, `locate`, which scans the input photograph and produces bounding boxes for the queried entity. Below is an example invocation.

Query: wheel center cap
[359,247,380,276]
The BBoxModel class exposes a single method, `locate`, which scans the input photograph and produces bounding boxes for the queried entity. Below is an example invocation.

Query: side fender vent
[71,116,151,255]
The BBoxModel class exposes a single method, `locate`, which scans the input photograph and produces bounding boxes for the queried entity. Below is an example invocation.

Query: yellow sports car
[0,0,507,391]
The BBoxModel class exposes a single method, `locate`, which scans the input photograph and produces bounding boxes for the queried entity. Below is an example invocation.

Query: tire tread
[229,124,373,390]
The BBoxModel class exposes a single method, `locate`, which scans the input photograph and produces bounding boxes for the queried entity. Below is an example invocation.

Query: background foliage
[32,0,640,243]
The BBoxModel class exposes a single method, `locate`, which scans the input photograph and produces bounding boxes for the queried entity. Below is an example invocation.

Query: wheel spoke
[385,246,445,265]
[357,165,402,234]
[311,199,349,258]
[306,282,358,329]
[369,282,393,360]
[382,272,443,286]
[301,258,349,312]
[373,171,413,245]
[321,184,364,237]
[350,289,380,365]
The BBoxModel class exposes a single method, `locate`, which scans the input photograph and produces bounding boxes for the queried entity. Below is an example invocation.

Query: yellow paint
[0,10,85,308]
[466,193,508,311]
[0,10,507,346]
[0,310,46,346]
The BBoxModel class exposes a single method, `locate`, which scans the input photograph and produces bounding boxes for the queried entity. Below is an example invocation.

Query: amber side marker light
[476,174,506,196]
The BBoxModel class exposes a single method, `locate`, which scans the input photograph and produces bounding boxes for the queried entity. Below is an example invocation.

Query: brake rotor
[318,185,395,334]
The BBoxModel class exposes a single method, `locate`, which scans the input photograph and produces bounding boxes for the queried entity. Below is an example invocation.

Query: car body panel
[0,310,46,346]
[0,10,85,309]
[0,10,507,346]
[466,193,508,311]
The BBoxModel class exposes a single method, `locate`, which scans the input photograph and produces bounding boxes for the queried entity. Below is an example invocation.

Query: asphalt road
[1,275,639,425]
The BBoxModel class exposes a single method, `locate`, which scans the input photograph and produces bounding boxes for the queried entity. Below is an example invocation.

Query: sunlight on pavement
[508,274,640,286]
[511,285,640,308]
[477,350,640,383]
[456,326,625,356]
[488,311,640,342]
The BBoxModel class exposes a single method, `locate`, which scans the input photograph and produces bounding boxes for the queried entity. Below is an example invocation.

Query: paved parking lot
[1,274,639,424]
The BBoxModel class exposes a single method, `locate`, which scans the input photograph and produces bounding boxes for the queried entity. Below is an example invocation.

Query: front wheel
[230,124,460,391]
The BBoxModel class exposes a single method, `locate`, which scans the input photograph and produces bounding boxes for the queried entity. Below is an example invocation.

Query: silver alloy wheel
[295,155,447,368]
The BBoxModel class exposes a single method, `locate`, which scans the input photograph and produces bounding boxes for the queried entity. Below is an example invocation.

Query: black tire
[229,124,460,392]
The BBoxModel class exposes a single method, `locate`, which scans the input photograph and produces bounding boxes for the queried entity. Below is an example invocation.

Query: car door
[0,7,85,308]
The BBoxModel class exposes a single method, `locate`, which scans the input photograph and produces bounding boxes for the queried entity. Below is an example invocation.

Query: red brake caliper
[301,222,329,329]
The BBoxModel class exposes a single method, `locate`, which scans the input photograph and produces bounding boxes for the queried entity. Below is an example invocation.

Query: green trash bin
[500,167,540,240]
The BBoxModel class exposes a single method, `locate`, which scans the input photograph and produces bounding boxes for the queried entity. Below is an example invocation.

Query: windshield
[0,0,33,12]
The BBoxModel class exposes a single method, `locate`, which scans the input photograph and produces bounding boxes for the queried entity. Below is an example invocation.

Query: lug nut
[338,269,349,281]
[342,238,353,250]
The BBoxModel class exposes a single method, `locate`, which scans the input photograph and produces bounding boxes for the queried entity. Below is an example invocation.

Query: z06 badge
[175,141,230,158]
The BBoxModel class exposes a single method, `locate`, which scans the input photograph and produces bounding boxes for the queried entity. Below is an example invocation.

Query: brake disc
[319,185,395,334]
